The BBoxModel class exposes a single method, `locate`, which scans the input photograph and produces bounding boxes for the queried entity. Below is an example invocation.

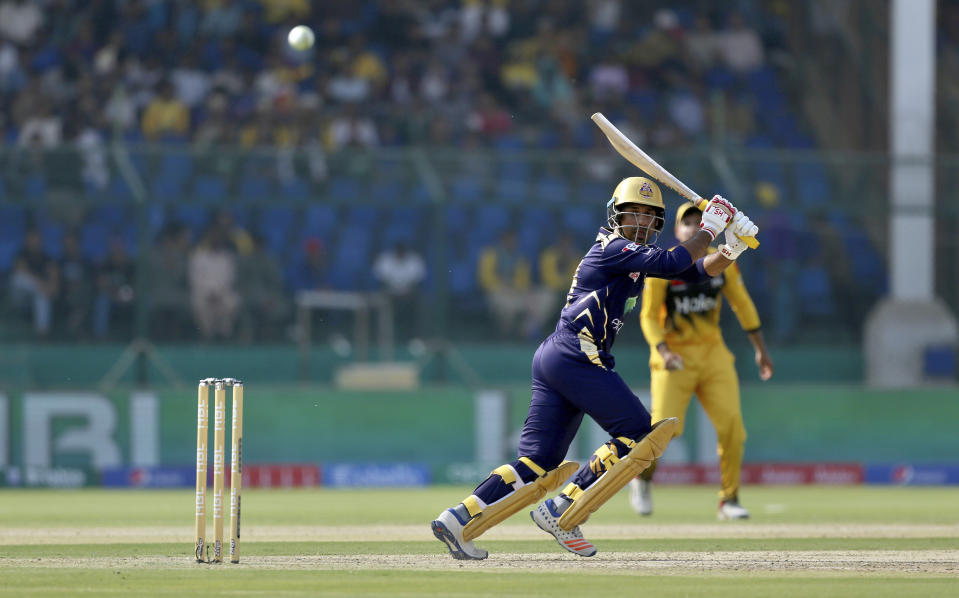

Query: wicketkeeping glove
[699,195,737,240]
[719,211,758,260]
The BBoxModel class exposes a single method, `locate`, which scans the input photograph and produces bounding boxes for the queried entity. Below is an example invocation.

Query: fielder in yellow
[628,202,773,520]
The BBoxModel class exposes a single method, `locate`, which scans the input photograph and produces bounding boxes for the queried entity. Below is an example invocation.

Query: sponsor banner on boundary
[246,464,321,488]
[102,466,195,488]
[865,464,959,486]
[101,464,322,488]
[0,466,96,488]
[323,463,430,488]
[655,463,864,485]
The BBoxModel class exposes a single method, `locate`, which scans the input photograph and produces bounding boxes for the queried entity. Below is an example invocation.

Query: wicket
[195,378,243,564]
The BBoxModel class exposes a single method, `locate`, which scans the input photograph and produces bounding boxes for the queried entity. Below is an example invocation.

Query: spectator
[478,230,554,340]
[9,228,58,337]
[715,13,764,74]
[291,237,328,291]
[189,227,240,341]
[0,0,44,46]
[58,232,93,338]
[373,241,427,342]
[147,224,191,340]
[94,239,136,340]
[210,209,253,256]
[237,235,289,342]
[538,231,580,295]
[326,105,380,150]
[141,80,190,140]
[684,14,718,72]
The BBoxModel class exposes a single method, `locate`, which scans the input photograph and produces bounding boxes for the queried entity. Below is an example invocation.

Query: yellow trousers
[649,340,745,502]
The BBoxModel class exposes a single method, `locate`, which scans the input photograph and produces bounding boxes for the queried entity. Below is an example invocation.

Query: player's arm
[722,263,774,380]
[641,278,683,370]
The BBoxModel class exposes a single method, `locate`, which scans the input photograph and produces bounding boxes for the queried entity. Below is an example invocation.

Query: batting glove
[699,195,737,240]
[719,211,758,260]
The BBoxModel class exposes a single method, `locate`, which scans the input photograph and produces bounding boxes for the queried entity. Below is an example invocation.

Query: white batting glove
[699,195,737,240]
[719,211,758,260]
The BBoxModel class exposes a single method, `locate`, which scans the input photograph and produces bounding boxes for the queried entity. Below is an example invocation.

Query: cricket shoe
[530,498,597,557]
[718,498,750,520]
[628,478,653,516]
[431,509,488,560]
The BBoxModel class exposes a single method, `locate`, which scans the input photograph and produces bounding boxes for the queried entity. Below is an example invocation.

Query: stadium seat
[449,175,484,203]
[279,178,311,200]
[534,174,571,203]
[328,176,362,202]
[173,205,211,237]
[191,175,228,201]
[259,206,298,256]
[797,266,836,317]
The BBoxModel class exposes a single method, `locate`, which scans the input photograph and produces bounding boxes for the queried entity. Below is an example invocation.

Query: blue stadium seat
[39,219,64,259]
[384,206,427,244]
[191,175,228,201]
[302,204,338,238]
[705,65,736,91]
[173,205,211,237]
[794,161,830,206]
[475,205,512,242]
[238,173,274,200]
[563,205,599,241]
[259,206,298,255]
[328,226,372,290]
[327,176,362,202]
[408,182,432,204]
[449,175,484,203]
[24,174,47,200]
[347,205,380,228]
[368,180,405,205]
[797,266,836,317]
[151,153,193,200]
[80,221,111,262]
[575,180,610,205]
[279,178,311,199]
[0,205,26,272]
[534,174,570,203]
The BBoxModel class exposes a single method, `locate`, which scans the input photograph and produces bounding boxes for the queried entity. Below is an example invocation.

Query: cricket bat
[591,112,759,248]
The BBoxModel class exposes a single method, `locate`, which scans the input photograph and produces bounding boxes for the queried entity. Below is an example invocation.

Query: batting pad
[558,418,678,531]
[462,460,580,541]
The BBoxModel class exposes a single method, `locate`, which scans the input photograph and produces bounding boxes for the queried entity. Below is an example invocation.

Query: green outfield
[0,485,957,597]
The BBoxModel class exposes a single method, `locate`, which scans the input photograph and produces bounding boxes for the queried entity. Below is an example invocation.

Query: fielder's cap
[674,201,702,227]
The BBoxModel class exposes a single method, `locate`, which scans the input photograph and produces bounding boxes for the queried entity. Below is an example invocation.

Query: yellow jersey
[640,253,761,348]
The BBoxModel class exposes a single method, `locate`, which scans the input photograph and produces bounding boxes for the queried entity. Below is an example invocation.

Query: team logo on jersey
[611,318,625,333]
[622,243,639,252]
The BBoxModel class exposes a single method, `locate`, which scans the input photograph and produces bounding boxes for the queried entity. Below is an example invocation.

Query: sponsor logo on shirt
[629,272,640,281]
[622,243,639,252]
[673,293,717,314]
[611,318,625,333]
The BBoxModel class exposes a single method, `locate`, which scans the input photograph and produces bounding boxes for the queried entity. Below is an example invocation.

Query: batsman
[627,202,774,521]
[431,176,760,559]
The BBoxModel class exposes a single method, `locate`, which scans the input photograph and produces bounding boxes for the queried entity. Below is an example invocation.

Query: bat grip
[695,199,760,249]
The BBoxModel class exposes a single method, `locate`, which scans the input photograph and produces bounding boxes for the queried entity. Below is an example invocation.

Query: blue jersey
[556,228,706,366]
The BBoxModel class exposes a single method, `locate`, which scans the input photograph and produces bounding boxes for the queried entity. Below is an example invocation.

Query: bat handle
[695,199,760,249]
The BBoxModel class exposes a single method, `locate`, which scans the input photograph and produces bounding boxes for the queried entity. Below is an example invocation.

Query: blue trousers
[517,331,652,471]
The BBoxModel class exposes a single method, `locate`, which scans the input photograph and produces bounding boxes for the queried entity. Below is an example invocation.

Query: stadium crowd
[0,0,888,343]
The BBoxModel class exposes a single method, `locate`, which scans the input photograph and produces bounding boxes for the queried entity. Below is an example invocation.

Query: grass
[0,485,957,597]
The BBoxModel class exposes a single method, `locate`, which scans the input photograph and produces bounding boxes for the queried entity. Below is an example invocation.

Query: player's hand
[719,212,757,260]
[699,195,737,240]
[658,344,684,370]
[756,350,774,381]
